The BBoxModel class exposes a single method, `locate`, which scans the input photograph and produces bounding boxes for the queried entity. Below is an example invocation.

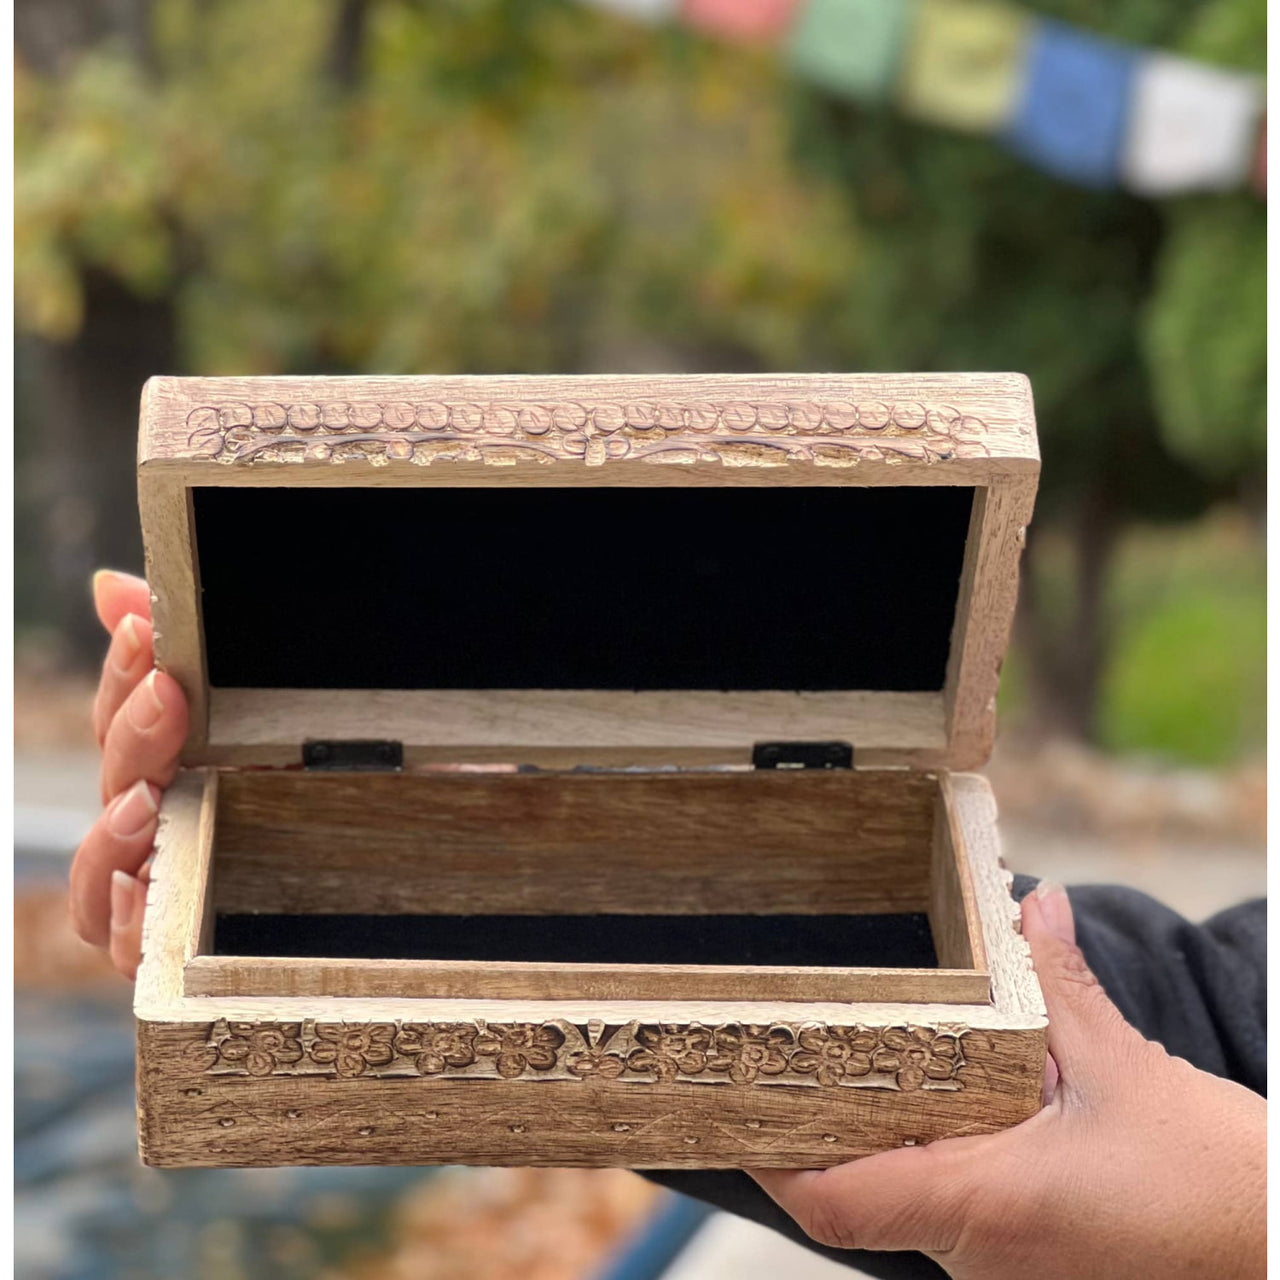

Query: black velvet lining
[193,485,973,691]
[214,912,938,969]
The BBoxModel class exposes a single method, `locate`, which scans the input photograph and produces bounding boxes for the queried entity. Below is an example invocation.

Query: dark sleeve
[644,878,1267,1278]
[1061,880,1266,1094]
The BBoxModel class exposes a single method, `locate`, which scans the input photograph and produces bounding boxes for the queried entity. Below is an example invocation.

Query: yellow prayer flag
[898,0,1031,134]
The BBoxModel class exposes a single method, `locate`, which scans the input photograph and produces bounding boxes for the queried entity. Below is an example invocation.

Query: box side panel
[947,773,1045,1020]
[929,786,988,974]
[136,1015,1043,1169]
[942,475,1037,770]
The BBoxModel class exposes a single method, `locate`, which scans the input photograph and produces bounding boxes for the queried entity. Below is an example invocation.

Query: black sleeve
[644,878,1267,1278]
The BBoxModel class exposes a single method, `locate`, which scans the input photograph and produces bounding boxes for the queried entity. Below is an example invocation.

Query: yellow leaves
[14,241,83,341]
[16,0,866,371]
[16,49,177,337]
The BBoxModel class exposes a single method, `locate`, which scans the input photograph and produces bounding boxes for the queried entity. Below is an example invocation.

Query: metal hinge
[751,741,854,771]
[303,740,403,772]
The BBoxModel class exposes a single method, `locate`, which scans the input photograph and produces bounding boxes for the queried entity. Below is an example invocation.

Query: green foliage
[1000,512,1265,764]
[1097,514,1265,763]
[16,52,176,336]
[16,0,1264,464]
[14,0,1267,760]
[1143,197,1265,477]
[18,0,871,374]
[1139,0,1266,479]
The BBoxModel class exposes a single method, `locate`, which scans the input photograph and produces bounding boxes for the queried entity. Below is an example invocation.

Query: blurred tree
[780,0,1264,737]
[1141,0,1266,495]
[15,0,1265,743]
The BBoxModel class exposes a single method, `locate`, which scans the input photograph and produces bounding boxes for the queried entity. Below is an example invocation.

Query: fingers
[751,1139,984,1254]
[1022,882,1139,1088]
[93,569,152,633]
[109,869,148,980]
[92,613,155,747]
[100,670,188,803]
[1023,880,1072,1104]
[69,780,161,947]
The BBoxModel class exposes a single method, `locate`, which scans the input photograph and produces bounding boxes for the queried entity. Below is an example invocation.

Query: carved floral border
[184,1019,969,1093]
[183,398,993,467]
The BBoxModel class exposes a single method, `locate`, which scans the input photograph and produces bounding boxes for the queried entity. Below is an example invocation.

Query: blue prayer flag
[1005,20,1136,188]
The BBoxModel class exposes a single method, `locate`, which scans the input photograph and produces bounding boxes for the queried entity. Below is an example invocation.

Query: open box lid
[138,373,1038,772]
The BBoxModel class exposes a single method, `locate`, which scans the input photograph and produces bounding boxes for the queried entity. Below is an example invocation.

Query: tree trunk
[20,269,178,667]
[1018,499,1121,743]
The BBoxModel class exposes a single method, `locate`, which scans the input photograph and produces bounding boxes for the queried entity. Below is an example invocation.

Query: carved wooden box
[134,372,1045,1170]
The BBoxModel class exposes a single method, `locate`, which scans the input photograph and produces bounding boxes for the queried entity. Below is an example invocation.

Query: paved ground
[15,747,1265,1280]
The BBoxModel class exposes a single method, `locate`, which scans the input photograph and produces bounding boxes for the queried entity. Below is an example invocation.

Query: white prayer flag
[1122,53,1262,195]
[580,0,681,22]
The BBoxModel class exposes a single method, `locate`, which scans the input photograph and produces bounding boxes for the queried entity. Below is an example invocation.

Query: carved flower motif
[310,1023,396,1077]
[217,1023,303,1077]
[566,1048,626,1079]
[393,1023,477,1075]
[474,1023,566,1079]
[876,1026,966,1091]
[873,1026,933,1091]
[626,1026,713,1081]
[707,1024,795,1085]
[791,1026,879,1087]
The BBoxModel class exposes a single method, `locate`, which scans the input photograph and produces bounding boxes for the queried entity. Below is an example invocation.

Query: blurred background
[14,0,1265,1277]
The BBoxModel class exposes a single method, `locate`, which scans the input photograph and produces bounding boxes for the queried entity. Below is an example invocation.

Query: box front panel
[138,1016,1043,1168]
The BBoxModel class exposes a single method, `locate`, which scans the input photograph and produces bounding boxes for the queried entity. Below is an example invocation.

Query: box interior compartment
[184,769,991,1005]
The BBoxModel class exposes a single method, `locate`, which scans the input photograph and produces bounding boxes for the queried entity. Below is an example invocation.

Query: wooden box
[134,372,1045,1170]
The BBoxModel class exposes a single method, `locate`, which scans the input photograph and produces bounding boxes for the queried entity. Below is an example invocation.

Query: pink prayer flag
[682,0,804,43]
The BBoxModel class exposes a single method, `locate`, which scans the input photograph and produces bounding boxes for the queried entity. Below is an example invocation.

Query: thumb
[752,1136,988,1254]
[1021,881,1140,1093]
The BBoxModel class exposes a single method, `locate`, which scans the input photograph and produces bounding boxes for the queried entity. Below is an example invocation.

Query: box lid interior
[139,373,1038,770]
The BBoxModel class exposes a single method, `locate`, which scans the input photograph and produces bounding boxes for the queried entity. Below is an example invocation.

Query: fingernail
[127,670,165,731]
[110,870,140,934]
[107,779,159,838]
[92,568,116,595]
[1033,879,1074,944]
[110,614,143,675]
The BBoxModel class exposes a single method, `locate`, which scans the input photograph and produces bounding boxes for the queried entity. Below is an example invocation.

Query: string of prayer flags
[1121,54,1264,195]
[682,0,803,43]
[578,0,1265,198]
[1004,21,1136,188]
[786,0,912,103]
[896,0,1030,134]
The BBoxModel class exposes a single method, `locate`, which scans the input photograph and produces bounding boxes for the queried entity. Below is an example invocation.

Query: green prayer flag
[786,0,914,102]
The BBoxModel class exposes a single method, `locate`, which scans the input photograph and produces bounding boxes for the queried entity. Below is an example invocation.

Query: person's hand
[752,881,1266,1279]
[68,570,189,979]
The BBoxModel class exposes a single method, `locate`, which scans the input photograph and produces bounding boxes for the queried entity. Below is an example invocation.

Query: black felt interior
[214,912,939,968]
[193,485,974,691]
